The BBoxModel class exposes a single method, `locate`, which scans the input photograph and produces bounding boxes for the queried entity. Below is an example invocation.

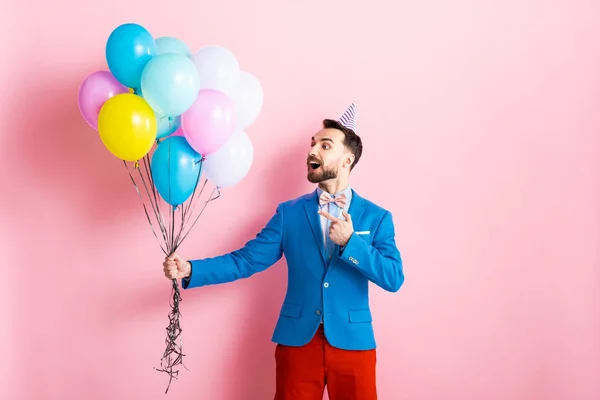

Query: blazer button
[316,310,321,315]
[323,282,329,288]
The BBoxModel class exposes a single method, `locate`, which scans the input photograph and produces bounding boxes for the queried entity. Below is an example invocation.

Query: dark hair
[322,119,363,170]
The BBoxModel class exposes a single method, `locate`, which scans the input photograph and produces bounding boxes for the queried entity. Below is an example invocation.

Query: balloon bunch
[77,23,263,393]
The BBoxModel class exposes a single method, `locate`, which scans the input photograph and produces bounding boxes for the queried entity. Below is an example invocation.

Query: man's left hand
[318,209,354,246]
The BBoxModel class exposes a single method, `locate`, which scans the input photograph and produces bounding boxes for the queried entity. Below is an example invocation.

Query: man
[163,103,404,399]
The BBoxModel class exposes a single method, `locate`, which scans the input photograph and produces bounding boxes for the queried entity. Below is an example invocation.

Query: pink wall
[2,0,600,399]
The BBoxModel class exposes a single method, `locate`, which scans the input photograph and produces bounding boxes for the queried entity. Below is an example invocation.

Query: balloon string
[154,277,187,394]
[184,165,206,218]
[124,161,167,255]
[158,182,218,394]
[174,172,206,247]
[176,187,220,249]
[124,150,220,394]
[167,139,174,252]
[136,159,170,248]
[154,186,220,394]
[142,155,169,246]
[170,204,175,254]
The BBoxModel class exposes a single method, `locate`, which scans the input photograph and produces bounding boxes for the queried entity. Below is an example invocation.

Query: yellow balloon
[98,93,157,161]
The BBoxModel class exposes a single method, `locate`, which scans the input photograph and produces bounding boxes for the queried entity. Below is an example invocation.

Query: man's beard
[307,165,338,183]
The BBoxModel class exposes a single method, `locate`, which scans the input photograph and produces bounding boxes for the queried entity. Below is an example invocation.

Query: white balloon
[203,130,253,188]
[191,45,240,94]
[230,71,263,130]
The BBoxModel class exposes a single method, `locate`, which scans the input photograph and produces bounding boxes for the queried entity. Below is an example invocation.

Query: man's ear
[345,153,355,168]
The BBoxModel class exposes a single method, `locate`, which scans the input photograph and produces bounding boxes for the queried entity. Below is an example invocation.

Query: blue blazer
[182,189,404,351]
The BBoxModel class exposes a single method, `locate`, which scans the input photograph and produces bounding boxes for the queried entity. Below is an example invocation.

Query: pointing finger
[318,210,340,222]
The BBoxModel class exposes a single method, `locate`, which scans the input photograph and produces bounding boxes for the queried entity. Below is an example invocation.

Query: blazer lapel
[304,190,327,264]
[347,189,365,223]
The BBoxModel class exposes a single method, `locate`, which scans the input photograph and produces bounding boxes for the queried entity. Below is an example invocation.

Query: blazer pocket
[349,309,373,323]
[280,303,302,318]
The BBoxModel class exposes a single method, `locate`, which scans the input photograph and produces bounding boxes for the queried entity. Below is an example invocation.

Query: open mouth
[309,162,321,170]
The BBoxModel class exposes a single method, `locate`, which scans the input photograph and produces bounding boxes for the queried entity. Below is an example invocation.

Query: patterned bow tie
[319,192,347,208]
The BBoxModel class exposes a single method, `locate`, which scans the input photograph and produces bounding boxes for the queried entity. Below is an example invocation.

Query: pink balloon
[181,89,236,156]
[78,70,130,130]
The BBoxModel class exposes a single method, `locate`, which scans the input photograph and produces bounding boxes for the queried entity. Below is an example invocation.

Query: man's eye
[322,144,330,149]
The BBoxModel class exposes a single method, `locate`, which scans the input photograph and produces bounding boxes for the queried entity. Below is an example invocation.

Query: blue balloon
[156,37,192,57]
[156,115,181,139]
[151,137,202,206]
[134,88,181,139]
[106,23,156,89]
[141,53,200,117]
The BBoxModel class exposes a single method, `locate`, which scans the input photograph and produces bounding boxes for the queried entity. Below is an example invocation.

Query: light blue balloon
[141,53,200,117]
[156,37,192,57]
[133,88,181,139]
[156,115,181,139]
[106,23,156,89]
[151,137,202,206]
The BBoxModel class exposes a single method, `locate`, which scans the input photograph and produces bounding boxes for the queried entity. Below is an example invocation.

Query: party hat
[338,102,356,132]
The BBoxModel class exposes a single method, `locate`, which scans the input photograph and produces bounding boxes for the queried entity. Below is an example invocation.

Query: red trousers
[274,325,377,400]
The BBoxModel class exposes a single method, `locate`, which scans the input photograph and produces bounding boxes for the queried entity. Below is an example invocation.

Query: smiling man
[163,103,404,400]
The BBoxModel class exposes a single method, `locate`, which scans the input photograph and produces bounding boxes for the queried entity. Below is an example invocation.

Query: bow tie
[319,192,347,208]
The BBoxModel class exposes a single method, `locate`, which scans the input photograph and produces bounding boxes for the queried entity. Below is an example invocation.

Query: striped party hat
[338,102,356,132]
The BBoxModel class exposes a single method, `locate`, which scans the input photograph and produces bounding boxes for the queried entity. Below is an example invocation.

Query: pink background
[2,0,600,399]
